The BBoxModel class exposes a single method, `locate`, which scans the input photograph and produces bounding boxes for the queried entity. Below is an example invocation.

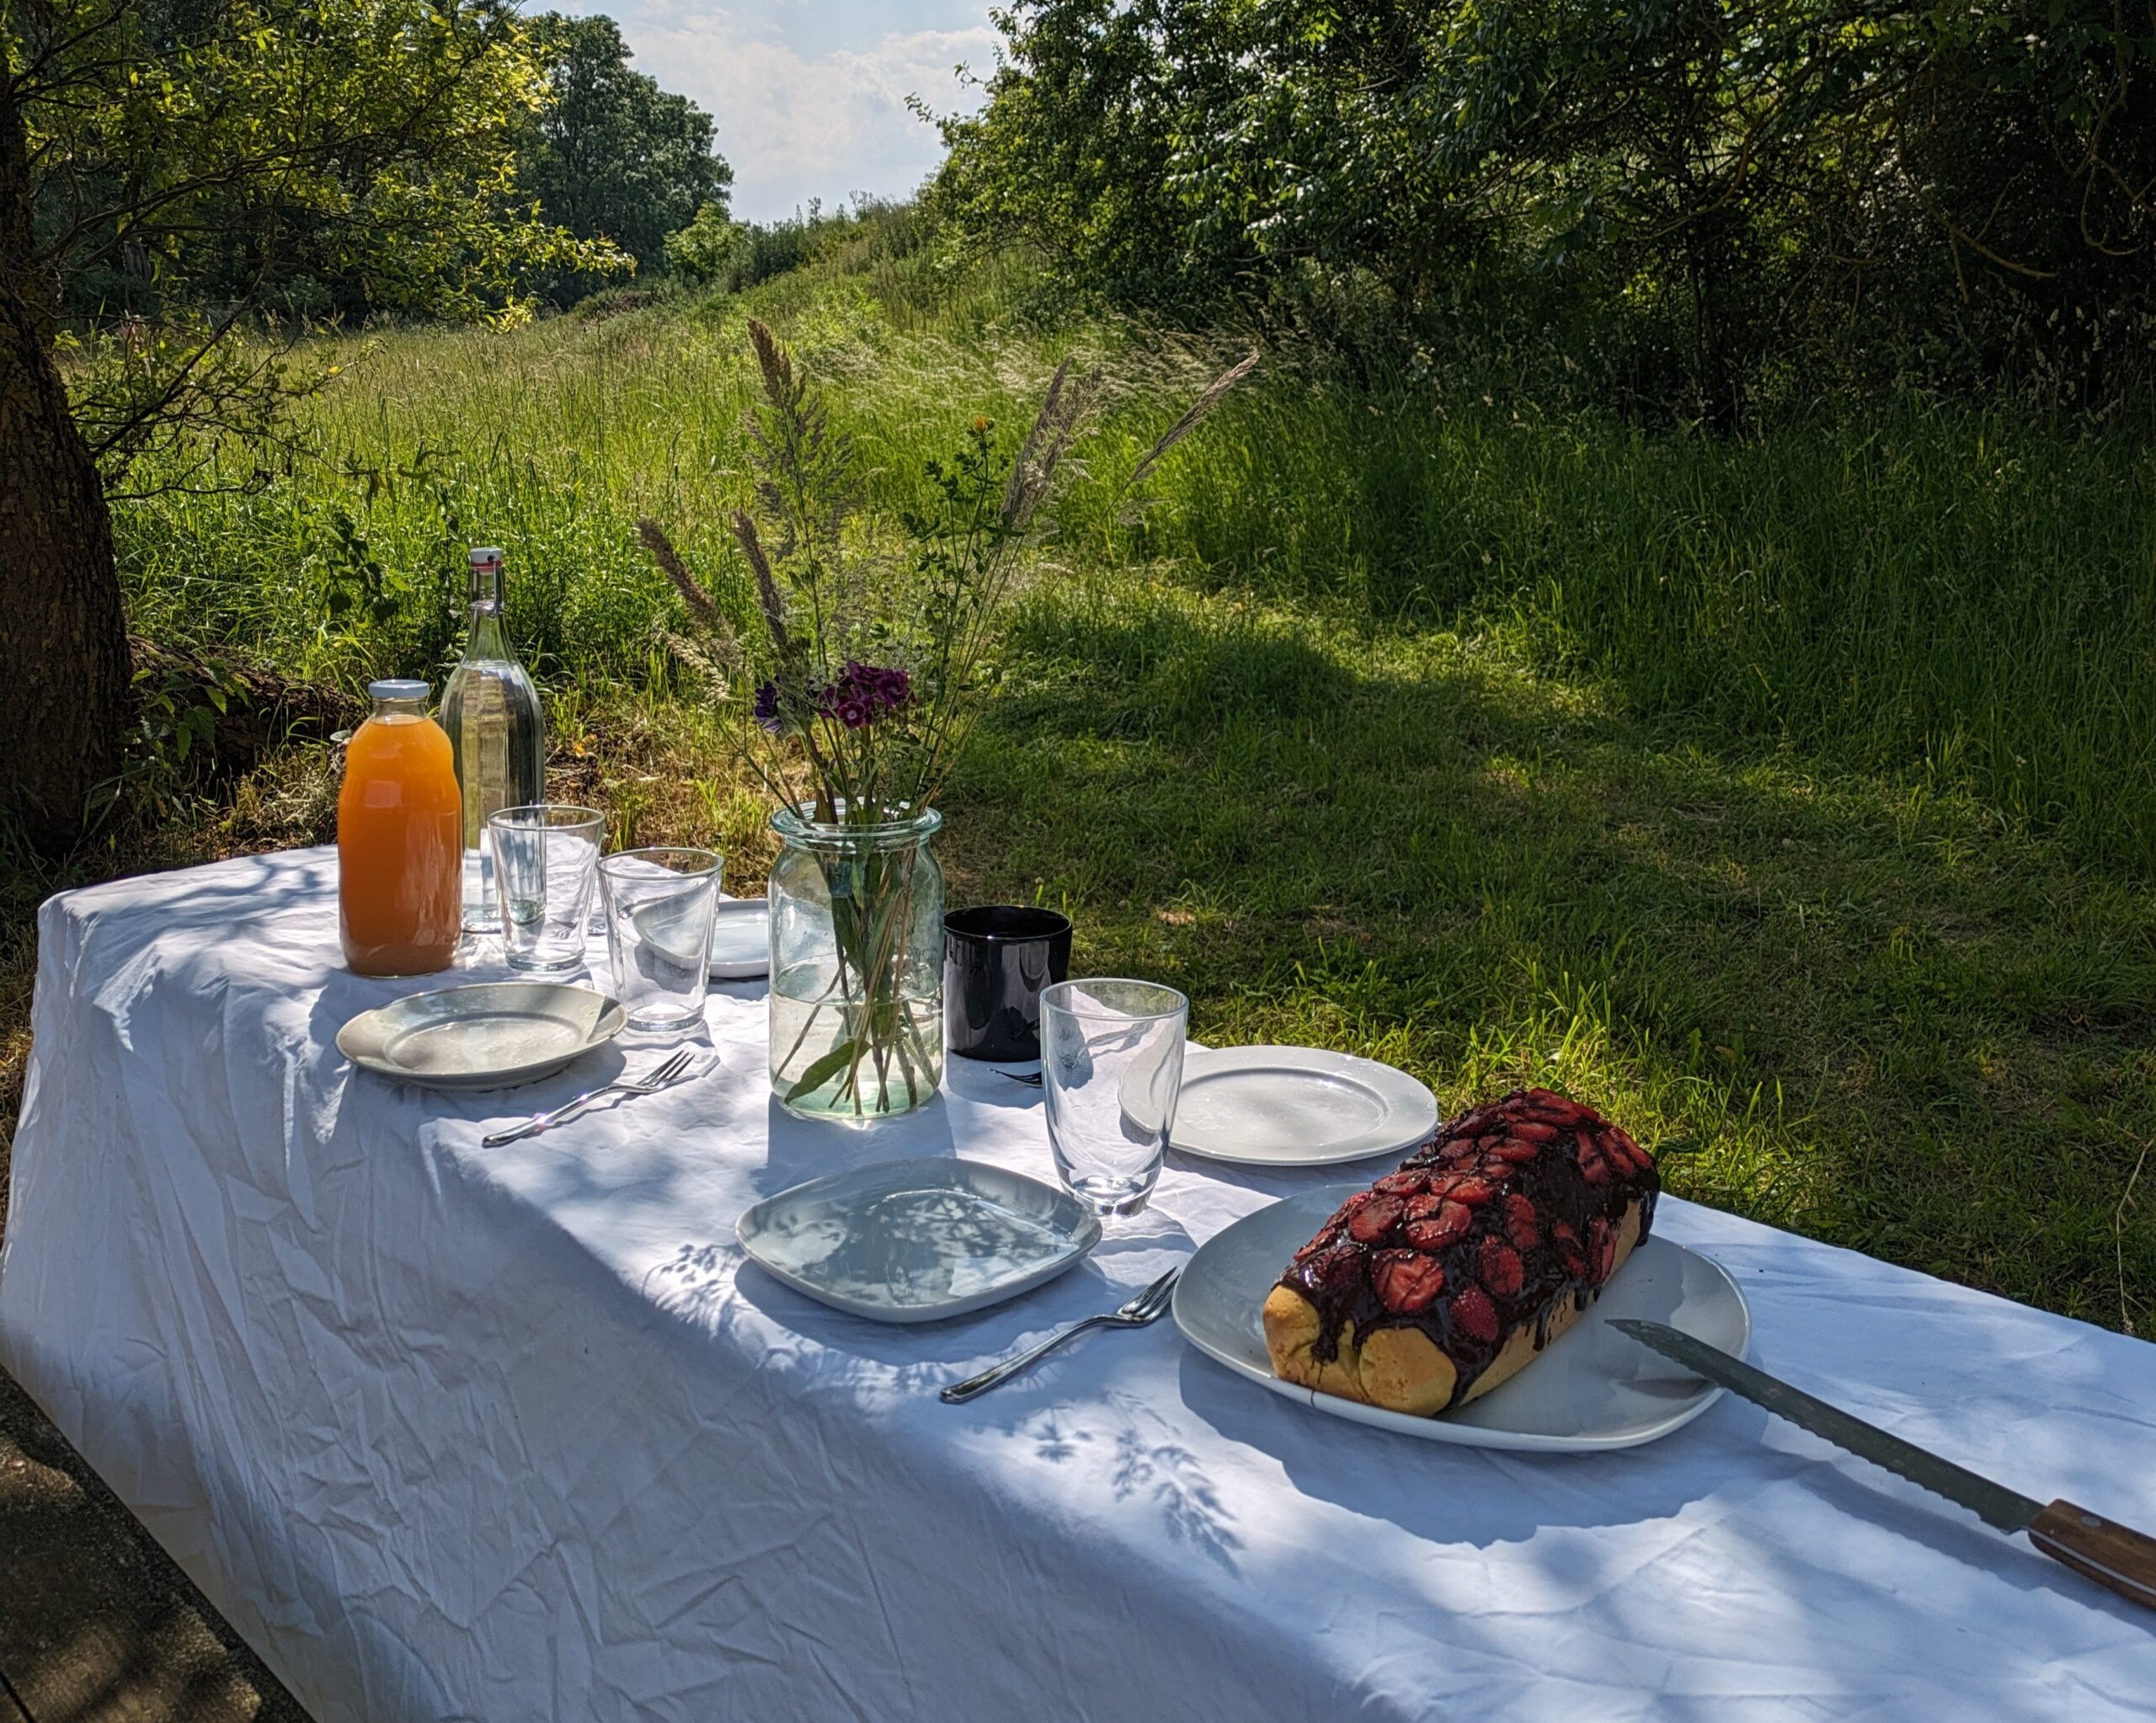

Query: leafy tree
[937,1,2156,416]
[664,201,744,285]
[519,12,731,296]
[1,0,626,852]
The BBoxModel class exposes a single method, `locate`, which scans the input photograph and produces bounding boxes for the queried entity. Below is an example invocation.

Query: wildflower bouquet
[643,319,1251,1119]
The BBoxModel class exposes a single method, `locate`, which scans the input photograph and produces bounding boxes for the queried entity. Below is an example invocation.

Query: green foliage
[518,12,732,300]
[670,198,931,297]
[11,0,632,482]
[664,203,744,285]
[22,0,624,325]
[935,0,2156,415]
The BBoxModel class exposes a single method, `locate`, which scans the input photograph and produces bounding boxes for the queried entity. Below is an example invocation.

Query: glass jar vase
[767,803,946,1121]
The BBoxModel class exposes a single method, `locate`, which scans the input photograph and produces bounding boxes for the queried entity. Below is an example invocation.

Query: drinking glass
[1039,979,1188,1218]
[599,848,723,1035]
[488,804,604,972]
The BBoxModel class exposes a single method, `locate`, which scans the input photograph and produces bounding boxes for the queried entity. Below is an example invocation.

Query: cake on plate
[1262,1088,1659,1416]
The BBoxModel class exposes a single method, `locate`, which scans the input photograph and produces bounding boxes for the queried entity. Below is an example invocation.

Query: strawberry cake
[1262,1089,1660,1416]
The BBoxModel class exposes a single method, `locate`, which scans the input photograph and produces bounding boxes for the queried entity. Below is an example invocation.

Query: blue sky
[549,1,999,222]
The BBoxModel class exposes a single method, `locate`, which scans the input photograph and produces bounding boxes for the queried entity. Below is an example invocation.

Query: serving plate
[1168,1045,1438,1168]
[1173,1183,1749,1451]
[338,982,626,1092]
[737,1157,1102,1323]
[708,896,771,980]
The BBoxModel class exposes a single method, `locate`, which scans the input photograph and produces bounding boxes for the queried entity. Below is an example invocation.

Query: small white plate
[1169,1045,1438,1167]
[1174,1184,1749,1451]
[338,982,626,1092]
[737,1158,1102,1323]
[708,897,770,979]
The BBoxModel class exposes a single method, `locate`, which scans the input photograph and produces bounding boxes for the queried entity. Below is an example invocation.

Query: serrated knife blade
[1610,1318,2156,1615]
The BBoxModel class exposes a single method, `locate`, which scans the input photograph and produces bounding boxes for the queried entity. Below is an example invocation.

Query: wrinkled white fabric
[3,847,2153,1721]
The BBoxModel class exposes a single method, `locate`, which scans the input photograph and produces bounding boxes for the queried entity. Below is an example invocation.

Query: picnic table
[2,847,2151,1720]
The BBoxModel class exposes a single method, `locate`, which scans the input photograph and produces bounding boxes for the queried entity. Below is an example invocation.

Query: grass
[3,246,2150,1331]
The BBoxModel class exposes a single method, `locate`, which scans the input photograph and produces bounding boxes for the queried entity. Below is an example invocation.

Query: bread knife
[1611,1318,2156,1614]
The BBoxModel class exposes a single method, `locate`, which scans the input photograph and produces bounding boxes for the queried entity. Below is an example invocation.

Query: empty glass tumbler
[1039,979,1188,1217]
[488,804,604,972]
[599,848,723,1035]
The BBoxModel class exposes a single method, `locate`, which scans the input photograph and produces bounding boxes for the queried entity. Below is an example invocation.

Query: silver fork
[939,1269,1180,1404]
[482,1048,696,1146]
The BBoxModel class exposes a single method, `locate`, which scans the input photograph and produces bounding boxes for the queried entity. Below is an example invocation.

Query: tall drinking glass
[1039,979,1188,1218]
[489,804,604,972]
[599,848,723,1035]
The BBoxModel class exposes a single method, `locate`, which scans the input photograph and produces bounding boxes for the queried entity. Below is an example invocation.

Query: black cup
[943,906,1074,1062]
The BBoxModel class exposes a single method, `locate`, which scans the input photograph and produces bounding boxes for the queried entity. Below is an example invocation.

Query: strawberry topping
[1451,1284,1499,1343]
[1478,1238,1526,1297]
[1348,1195,1404,1243]
[1373,1250,1445,1314]
[1404,1201,1472,1251]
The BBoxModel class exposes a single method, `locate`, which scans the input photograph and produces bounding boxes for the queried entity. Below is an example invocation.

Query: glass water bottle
[440,545,546,932]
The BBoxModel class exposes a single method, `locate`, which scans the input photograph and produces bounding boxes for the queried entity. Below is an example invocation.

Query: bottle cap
[368,678,430,701]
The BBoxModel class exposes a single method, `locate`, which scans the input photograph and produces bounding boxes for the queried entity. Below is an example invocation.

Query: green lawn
[6,253,2148,1330]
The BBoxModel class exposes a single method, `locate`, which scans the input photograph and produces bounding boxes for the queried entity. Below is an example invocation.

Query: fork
[939,1268,1180,1404]
[481,1048,696,1146]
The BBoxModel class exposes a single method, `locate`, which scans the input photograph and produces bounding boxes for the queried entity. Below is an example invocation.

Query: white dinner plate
[1168,1045,1438,1167]
[1173,1184,1749,1451]
[737,1158,1102,1322]
[338,982,626,1092]
[708,897,771,979]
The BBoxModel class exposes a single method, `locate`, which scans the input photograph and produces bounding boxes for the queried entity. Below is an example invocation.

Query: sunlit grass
[69,255,2156,1330]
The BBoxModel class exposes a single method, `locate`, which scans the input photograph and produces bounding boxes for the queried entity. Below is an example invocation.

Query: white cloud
[564,3,998,221]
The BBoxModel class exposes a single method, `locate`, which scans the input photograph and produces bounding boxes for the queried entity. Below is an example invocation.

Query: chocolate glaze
[1274,1089,1659,1408]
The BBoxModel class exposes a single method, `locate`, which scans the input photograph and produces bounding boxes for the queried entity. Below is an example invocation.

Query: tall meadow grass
[112,261,2156,875]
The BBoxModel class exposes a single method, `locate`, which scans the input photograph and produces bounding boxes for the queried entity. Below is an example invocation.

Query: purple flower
[800,661,913,729]
[753,680,784,733]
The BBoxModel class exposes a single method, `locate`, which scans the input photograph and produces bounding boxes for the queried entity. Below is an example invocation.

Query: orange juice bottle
[339,680,462,976]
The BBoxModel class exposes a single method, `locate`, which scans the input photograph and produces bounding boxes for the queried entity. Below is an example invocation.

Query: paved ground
[0,1367,312,1723]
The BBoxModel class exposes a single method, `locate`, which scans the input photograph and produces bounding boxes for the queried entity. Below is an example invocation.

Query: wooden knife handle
[2029,1500,2156,1612]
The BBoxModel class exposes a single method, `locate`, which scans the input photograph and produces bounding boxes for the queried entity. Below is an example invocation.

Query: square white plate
[1174,1183,1749,1450]
[736,1158,1102,1322]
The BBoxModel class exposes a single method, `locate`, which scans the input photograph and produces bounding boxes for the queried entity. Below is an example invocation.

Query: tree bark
[0,75,130,853]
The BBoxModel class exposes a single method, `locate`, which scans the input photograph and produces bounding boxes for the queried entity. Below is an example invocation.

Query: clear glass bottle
[440,546,546,932]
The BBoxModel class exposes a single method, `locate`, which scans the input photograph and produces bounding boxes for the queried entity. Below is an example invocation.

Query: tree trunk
[0,77,130,853]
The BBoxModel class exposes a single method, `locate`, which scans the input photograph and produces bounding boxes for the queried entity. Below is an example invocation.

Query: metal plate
[737,1158,1102,1323]
[1174,1184,1749,1451]
[337,982,626,1092]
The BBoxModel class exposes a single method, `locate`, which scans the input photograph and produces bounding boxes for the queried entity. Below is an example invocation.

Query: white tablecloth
[3,848,2152,1721]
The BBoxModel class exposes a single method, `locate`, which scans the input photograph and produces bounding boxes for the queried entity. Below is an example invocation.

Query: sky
[552,0,1001,223]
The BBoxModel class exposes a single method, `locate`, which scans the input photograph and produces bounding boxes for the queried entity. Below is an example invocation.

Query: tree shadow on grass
[942,594,2156,1328]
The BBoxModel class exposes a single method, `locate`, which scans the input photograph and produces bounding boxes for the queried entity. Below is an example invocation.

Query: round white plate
[736,1157,1102,1323]
[338,982,626,1092]
[1168,1045,1438,1167]
[1173,1184,1750,1451]
[708,897,770,979]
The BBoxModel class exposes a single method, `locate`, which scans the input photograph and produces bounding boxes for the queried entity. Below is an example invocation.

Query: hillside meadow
[5,255,2151,1327]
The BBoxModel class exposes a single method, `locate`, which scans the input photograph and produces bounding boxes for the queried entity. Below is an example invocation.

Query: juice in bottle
[339,679,462,976]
